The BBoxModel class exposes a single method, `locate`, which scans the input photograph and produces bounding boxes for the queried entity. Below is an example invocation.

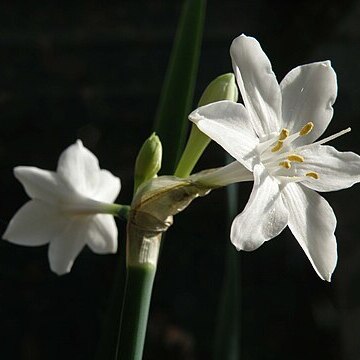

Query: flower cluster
[4,35,360,282]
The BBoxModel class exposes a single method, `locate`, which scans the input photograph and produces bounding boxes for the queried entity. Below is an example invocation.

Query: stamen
[279,128,289,141]
[271,140,284,152]
[306,172,319,179]
[287,154,304,162]
[277,175,310,183]
[279,160,291,169]
[256,135,281,154]
[300,122,314,136]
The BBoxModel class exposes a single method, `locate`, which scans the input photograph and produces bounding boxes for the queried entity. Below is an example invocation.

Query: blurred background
[0,0,360,359]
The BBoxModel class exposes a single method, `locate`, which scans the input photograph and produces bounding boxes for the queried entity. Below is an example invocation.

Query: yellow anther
[279,160,291,169]
[279,128,289,141]
[271,140,284,152]
[306,171,319,179]
[300,122,314,136]
[287,154,304,163]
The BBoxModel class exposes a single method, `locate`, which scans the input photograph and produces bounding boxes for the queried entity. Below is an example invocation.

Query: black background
[1,1,360,359]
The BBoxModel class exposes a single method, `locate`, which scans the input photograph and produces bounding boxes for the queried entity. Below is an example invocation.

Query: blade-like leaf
[154,0,206,174]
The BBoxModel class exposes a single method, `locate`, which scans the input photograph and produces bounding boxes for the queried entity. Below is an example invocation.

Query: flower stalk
[116,263,156,360]
[117,206,163,360]
[117,172,227,359]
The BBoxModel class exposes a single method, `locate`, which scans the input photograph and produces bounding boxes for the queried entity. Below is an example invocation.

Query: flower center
[257,122,351,183]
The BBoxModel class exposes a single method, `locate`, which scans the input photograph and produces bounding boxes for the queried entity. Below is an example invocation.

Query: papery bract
[3,140,121,275]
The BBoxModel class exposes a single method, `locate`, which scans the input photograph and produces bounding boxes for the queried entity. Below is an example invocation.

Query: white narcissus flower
[3,140,121,275]
[189,34,360,281]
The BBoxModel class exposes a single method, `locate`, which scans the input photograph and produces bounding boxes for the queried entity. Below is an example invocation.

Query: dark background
[1,0,360,359]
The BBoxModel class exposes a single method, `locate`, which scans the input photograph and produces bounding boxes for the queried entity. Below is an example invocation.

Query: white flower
[3,140,121,275]
[189,34,360,281]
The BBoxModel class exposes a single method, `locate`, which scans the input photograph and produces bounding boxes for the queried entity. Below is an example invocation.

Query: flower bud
[175,73,238,178]
[134,133,162,193]
[198,73,238,107]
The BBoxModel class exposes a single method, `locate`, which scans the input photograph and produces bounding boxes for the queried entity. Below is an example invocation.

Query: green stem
[116,205,131,220]
[106,204,130,219]
[174,124,210,177]
[116,213,162,359]
[116,264,156,360]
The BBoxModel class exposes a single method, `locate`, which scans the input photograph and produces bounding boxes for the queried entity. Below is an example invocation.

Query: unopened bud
[198,73,238,107]
[134,133,162,193]
[175,73,238,178]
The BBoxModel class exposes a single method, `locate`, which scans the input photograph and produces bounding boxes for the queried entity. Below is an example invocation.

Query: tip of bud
[134,133,163,192]
[198,73,238,107]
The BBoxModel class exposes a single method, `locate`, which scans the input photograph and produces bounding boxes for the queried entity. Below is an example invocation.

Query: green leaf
[153,0,206,174]
[214,155,241,360]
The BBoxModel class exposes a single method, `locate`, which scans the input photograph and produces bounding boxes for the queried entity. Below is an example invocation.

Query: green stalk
[174,124,210,178]
[116,207,163,359]
[116,264,156,360]
[114,1,206,358]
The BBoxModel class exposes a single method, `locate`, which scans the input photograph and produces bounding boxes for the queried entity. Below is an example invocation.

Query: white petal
[86,215,118,254]
[47,218,87,275]
[14,166,74,204]
[230,164,288,251]
[282,183,337,281]
[93,170,121,203]
[3,200,67,246]
[189,100,259,170]
[190,160,253,187]
[297,145,360,192]
[57,140,100,197]
[280,61,337,146]
[230,34,282,137]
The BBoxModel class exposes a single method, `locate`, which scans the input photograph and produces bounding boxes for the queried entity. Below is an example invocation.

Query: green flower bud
[134,133,162,193]
[198,73,238,107]
[175,73,238,178]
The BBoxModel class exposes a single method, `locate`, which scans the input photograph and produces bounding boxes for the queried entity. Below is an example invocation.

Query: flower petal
[14,166,74,204]
[230,164,288,251]
[47,218,87,275]
[189,100,259,170]
[190,160,253,187]
[57,140,100,197]
[280,61,337,145]
[93,170,121,203]
[297,145,360,192]
[86,214,118,254]
[3,200,67,246]
[48,214,117,274]
[230,34,282,137]
[282,183,337,281]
